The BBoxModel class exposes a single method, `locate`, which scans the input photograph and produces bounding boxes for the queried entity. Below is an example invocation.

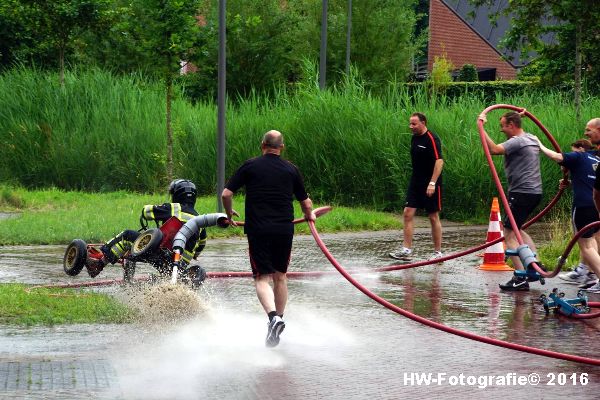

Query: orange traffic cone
[479,197,513,271]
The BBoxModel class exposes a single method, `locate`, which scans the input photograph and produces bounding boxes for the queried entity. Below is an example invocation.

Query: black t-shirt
[410,130,443,184]
[225,153,309,235]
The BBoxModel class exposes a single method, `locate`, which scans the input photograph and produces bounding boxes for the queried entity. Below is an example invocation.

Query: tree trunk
[574,24,582,123]
[166,75,173,183]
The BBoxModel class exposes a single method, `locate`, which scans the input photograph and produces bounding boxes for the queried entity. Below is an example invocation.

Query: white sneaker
[558,264,590,284]
[265,316,285,348]
[389,247,412,260]
[429,251,443,261]
[578,273,599,288]
[582,280,600,293]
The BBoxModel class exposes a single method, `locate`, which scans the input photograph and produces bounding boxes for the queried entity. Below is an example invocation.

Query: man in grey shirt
[480,111,543,291]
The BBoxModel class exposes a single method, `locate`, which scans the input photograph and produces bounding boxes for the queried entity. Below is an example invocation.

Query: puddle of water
[106,305,359,400]
[0,212,20,221]
[2,225,600,398]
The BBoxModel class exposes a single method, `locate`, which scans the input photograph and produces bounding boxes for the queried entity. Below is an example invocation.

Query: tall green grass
[1,67,598,220]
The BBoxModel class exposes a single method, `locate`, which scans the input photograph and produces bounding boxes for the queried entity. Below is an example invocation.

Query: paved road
[1,225,599,399]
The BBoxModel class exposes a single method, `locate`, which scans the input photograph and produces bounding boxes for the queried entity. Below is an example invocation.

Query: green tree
[0,0,34,69]
[71,2,150,74]
[471,0,600,120]
[189,0,420,96]
[326,0,419,86]
[127,0,202,182]
[25,0,109,85]
[192,0,318,97]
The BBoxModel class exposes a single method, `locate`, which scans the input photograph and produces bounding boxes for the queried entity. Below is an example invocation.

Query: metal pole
[319,0,328,90]
[345,0,352,76]
[217,0,226,211]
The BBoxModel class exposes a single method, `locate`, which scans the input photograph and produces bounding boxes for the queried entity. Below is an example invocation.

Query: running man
[222,130,316,347]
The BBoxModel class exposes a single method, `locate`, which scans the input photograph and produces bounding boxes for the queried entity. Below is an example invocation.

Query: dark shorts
[248,234,293,277]
[571,206,600,239]
[503,192,542,231]
[405,182,442,214]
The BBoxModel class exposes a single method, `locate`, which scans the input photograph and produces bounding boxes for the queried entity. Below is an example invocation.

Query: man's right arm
[478,114,505,155]
[485,132,505,155]
[221,188,238,226]
[141,203,171,222]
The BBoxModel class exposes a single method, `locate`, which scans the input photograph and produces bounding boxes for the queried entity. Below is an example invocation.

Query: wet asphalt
[1,222,600,399]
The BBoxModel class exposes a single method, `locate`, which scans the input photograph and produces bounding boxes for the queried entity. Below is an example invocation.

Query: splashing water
[107,304,357,399]
[119,281,210,324]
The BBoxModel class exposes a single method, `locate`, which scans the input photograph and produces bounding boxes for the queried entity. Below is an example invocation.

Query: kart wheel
[63,239,87,276]
[130,229,163,258]
[123,260,136,283]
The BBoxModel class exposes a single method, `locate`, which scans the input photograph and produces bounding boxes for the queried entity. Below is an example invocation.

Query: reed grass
[1,67,599,221]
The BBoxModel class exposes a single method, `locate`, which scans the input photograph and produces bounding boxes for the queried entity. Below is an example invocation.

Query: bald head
[584,118,600,145]
[262,130,284,152]
[588,118,600,129]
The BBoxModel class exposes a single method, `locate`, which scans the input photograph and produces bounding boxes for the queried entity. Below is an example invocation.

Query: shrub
[458,64,478,82]
[429,54,454,90]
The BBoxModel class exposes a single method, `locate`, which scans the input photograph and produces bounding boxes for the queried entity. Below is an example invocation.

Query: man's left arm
[426,135,443,197]
[594,167,600,214]
[300,198,316,221]
[427,159,444,197]
[292,165,316,221]
[594,189,600,215]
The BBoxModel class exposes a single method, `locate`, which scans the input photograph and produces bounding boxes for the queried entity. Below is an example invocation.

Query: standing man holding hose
[222,130,316,347]
[479,111,543,291]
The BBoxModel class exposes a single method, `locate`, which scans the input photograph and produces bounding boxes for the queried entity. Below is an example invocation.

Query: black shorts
[248,234,293,277]
[503,192,542,231]
[571,206,600,239]
[405,182,442,213]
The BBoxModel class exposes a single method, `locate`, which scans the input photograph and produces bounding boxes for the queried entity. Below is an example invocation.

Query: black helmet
[169,179,197,205]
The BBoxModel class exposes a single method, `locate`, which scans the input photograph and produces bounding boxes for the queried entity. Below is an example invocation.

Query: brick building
[427,0,528,80]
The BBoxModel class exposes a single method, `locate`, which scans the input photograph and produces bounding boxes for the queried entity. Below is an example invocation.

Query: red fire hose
[307,218,600,366]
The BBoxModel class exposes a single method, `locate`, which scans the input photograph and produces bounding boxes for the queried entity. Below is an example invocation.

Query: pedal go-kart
[63,213,228,287]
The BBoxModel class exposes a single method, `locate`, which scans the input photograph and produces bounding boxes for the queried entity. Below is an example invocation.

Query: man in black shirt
[390,112,444,261]
[222,130,315,347]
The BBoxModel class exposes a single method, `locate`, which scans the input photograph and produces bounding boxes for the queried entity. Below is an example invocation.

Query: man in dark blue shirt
[222,130,315,347]
[538,136,600,292]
